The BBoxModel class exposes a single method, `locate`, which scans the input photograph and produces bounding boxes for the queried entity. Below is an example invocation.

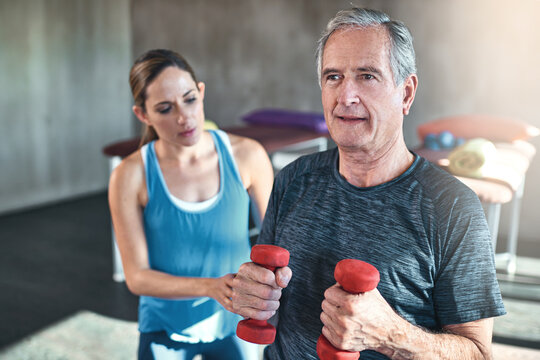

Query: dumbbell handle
[317,259,380,360]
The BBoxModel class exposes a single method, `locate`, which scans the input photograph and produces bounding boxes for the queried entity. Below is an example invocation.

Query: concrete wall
[131,0,335,125]
[131,0,540,245]
[0,0,133,214]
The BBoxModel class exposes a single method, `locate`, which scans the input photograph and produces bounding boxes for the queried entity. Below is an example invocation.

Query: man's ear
[133,105,150,126]
[402,74,418,116]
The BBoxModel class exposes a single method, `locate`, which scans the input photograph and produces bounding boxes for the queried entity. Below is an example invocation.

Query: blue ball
[454,137,466,147]
[438,131,455,149]
[424,133,440,150]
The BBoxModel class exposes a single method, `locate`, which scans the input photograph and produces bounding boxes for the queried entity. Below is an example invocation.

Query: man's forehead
[325,26,390,51]
[322,26,391,68]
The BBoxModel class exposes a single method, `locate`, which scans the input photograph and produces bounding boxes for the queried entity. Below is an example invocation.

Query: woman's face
[135,66,206,147]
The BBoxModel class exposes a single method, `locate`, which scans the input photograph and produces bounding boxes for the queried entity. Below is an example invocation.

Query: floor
[0,192,138,349]
[1,192,539,355]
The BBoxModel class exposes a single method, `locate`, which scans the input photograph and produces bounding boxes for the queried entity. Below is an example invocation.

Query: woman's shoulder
[221,131,273,189]
[109,149,146,193]
[223,131,267,163]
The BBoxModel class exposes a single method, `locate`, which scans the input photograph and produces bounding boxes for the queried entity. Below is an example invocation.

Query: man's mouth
[336,115,367,121]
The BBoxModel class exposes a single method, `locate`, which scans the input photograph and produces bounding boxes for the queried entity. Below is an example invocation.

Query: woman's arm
[107,151,236,311]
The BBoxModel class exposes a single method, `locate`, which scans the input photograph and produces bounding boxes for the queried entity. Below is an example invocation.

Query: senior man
[232,7,505,360]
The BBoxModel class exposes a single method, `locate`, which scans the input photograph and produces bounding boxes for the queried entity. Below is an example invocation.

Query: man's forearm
[376,316,491,360]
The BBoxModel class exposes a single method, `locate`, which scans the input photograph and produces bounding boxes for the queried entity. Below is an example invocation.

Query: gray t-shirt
[258,149,505,360]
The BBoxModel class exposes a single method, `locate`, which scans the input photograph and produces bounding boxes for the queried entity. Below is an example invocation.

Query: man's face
[321,26,410,154]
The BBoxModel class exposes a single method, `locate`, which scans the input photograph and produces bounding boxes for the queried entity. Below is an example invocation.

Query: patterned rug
[0,311,138,360]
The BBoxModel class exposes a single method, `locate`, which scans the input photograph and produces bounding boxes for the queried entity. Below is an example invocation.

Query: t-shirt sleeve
[256,163,293,246]
[256,153,311,247]
[257,183,278,246]
[432,190,506,325]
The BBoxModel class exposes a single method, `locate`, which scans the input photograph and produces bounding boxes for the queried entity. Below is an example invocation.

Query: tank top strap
[209,129,245,190]
[141,141,161,202]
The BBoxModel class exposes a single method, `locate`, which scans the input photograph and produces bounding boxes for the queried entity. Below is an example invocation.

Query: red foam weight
[334,259,380,294]
[236,245,289,344]
[317,335,360,360]
[237,319,276,344]
[250,244,290,270]
[317,259,380,359]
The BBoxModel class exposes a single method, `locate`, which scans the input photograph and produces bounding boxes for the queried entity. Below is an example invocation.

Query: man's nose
[337,79,360,106]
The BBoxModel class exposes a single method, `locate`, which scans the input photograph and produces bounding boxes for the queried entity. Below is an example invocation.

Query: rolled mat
[242,108,328,133]
[448,138,497,178]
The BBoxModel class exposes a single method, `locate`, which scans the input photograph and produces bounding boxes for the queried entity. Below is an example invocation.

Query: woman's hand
[207,273,236,312]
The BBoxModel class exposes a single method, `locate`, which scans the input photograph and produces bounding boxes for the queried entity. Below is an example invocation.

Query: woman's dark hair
[129,49,199,146]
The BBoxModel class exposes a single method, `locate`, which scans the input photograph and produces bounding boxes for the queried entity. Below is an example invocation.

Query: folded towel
[448,138,497,178]
[204,119,218,130]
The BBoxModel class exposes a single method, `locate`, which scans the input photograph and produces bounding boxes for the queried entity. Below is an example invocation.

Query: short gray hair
[316,8,417,86]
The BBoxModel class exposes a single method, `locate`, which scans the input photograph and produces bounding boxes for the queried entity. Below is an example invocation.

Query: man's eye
[185,97,197,104]
[362,74,375,80]
[326,74,340,81]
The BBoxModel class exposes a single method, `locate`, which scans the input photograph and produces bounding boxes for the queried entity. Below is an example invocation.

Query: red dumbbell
[317,259,380,360]
[236,244,290,344]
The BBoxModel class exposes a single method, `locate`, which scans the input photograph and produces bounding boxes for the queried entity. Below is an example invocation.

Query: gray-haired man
[232,8,505,360]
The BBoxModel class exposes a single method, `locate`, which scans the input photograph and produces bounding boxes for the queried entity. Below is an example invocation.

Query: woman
[108,49,274,360]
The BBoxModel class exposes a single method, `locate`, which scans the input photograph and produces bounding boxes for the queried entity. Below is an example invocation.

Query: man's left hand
[320,283,404,353]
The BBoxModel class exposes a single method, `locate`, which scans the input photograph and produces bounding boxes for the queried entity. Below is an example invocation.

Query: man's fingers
[233,276,283,300]
[237,262,280,287]
[231,285,282,319]
[321,324,354,352]
[321,298,339,319]
[232,290,281,311]
[324,283,347,302]
[231,290,279,320]
[275,266,292,288]
[237,307,276,321]
[231,261,290,319]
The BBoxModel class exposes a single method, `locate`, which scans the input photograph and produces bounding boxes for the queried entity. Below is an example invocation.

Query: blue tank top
[139,130,251,343]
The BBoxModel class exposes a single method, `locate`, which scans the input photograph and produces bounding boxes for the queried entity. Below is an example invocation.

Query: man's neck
[338,140,414,188]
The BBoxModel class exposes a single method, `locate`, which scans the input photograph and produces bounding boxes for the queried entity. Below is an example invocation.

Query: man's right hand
[231,262,292,320]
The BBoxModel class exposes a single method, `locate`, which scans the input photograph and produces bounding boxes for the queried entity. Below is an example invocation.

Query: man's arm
[374,317,493,360]
[320,285,494,360]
